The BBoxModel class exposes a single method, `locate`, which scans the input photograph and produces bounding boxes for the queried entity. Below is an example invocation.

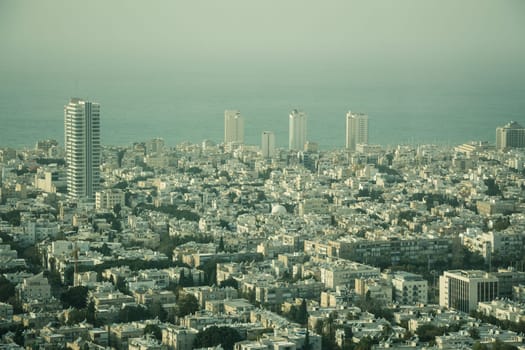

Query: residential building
[289,109,307,150]
[261,131,275,158]
[391,271,428,304]
[320,259,380,289]
[224,110,244,144]
[95,188,125,210]
[346,111,368,151]
[162,325,198,350]
[16,272,52,302]
[64,98,101,201]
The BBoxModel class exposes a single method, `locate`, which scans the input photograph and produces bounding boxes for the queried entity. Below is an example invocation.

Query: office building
[64,98,101,201]
[496,121,525,150]
[346,111,368,151]
[261,131,275,158]
[289,109,307,150]
[224,110,244,144]
[439,270,498,313]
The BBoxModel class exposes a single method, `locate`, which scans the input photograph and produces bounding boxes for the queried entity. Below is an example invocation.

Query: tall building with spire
[224,110,244,144]
[346,111,368,151]
[289,109,307,150]
[64,98,101,201]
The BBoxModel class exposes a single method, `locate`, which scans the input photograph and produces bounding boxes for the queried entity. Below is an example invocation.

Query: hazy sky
[1,0,524,85]
[1,0,525,148]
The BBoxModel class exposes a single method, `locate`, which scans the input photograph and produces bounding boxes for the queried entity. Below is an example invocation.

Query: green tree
[66,308,87,325]
[118,305,150,323]
[144,324,162,341]
[296,299,309,326]
[176,293,199,317]
[149,301,168,322]
[416,324,444,342]
[113,203,122,218]
[219,277,238,289]
[0,277,15,302]
[218,236,225,252]
[60,286,88,309]
[193,326,242,350]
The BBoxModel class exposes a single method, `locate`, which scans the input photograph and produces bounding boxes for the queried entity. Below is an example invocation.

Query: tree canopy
[193,326,242,350]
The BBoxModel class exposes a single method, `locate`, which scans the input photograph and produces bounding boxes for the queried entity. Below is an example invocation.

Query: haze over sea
[1,1,524,149]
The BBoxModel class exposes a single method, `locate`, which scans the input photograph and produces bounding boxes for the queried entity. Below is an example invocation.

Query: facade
[391,272,428,304]
[224,110,244,144]
[95,189,125,210]
[261,131,275,158]
[346,111,368,151]
[16,273,52,302]
[439,270,498,313]
[496,121,525,150]
[162,326,198,350]
[320,260,380,289]
[478,299,525,324]
[64,98,101,201]
[289,109,307,150]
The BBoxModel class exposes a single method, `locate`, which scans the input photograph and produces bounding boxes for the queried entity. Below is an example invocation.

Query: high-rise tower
[346,111,368,151]
[496,121,525,150]
[261,131,275,158]
[224,110,244,144]
[289,109,307,150]
[64,98,101,201]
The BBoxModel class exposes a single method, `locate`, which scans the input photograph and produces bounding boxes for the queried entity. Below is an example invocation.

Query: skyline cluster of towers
[61,97,525,202]
[224,109,370,157]
[62,97,371,201]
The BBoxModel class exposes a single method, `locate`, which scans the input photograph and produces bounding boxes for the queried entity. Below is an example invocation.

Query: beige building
[391,272,428,305]
[320,260,380,289]
[162,325,198,350]
[16,272,52,302]
[96,188,125,210]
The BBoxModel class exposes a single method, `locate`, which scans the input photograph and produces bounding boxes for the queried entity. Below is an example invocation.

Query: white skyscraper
[289,109,307,150]
[261,131,275,158]
[64,98,101,201]
[224,110,244,144]
[346,111,368,151]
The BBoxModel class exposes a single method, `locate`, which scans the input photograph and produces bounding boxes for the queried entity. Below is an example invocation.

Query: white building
[439,270,498,313]
[289,109,307,151]
[346,111,368,151]
[64,98,101,201]
[261,131,276,158]
[224,110,244,144]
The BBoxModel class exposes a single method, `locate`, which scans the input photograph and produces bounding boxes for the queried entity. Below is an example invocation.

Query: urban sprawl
[1,102,525,350]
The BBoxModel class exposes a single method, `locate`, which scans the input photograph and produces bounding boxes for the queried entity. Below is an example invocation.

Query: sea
[1,70,524,150]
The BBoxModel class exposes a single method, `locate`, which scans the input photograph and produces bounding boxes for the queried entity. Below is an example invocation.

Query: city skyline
[2,2,525,349]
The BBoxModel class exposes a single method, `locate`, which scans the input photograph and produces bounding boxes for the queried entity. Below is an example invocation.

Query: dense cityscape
[0,98,525,350]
